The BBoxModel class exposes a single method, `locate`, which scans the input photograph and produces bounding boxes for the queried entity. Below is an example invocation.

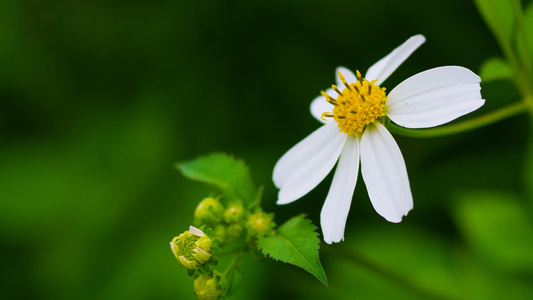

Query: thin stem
[326,245,455,300]
[387,101,529,138]
[512,0,533,74]
[217,243,249,257]
[526,95,533,117]
[511,0,533,96]
[223,251,244,276]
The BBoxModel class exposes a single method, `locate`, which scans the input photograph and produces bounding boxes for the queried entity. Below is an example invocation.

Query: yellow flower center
[321,70,387,136]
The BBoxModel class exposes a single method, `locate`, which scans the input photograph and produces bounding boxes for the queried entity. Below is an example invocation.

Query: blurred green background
[1,0,532,299]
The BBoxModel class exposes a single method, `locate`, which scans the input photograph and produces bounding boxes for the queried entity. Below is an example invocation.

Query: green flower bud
[246,211,275,237]
[170,226,213,270]
[194,197,224,224]
[194,272,224,300]
[226,224,243,240]
[223,202,245,224]
[212,224,227,242]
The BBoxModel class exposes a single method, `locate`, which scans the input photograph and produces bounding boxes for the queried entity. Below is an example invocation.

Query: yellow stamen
[356,70,362,81]
[320,90,338,106]
[321,112,333,121]
[337,71,352,90]
[332,85,343,96]
[329,71,387,136]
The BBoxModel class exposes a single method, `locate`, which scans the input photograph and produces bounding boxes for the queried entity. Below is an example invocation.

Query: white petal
[365,35,426,84]
[387,66,485,128]
[336,66,357,87]
[360,123,413,222]
[310,88,335,124]
[320,136,359,244]
[274,123,347,204]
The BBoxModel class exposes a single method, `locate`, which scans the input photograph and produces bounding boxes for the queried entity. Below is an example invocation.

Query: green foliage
[526,135,533,200]
[479,57,513,82]
[333,226,471,300]
[525,2,533,58]
[473,0,514,52]
[176,153,257,206]
[453,190,533,273]
[225,269,243,297]
[475,0,533,96]
[174,153,327,298]
[302,223,533,300]
[257,215,327,286]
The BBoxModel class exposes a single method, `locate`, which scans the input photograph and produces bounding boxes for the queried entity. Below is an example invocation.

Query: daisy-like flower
[273,35,485,244]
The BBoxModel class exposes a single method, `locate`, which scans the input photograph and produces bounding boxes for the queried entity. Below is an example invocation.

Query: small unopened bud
[246,210,275,237]
[223,202,245,224]
[194,197,225,224]
[194,272,224,300]
[226,224,243,240]
[212,224,227,242]
[170,226,213,270]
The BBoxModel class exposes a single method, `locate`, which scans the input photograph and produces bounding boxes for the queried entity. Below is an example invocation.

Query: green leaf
[257,215,328,286]
[225,269,243,297]
[323,224,533,300]
[452,190,533,273]
[479,57,513,82]
[340,226,478,299]
[176,153,257,205]
[248,185,264,210]
[474,0,514,53]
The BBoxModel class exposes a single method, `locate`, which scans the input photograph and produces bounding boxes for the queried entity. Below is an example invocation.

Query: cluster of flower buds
[170,196,277,299]
[191,196,275,244]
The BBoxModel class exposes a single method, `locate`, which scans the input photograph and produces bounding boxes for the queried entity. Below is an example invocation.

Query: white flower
[273,35,485,244]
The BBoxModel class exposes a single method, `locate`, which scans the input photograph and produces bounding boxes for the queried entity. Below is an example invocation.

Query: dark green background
[1,0,531,299]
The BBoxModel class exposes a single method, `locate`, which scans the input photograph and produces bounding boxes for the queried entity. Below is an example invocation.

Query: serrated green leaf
[257,215,327,286]
[176,153,257,205]
[479,57,513,82]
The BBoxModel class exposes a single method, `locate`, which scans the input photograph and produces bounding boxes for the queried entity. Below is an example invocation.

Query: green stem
[326,245,455,300]
[223,252,244,276]
[512,1,533,71]
[387,101,529,138]
[526,95,533,117]
[218,243,249,257]
[511,0,533,96]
